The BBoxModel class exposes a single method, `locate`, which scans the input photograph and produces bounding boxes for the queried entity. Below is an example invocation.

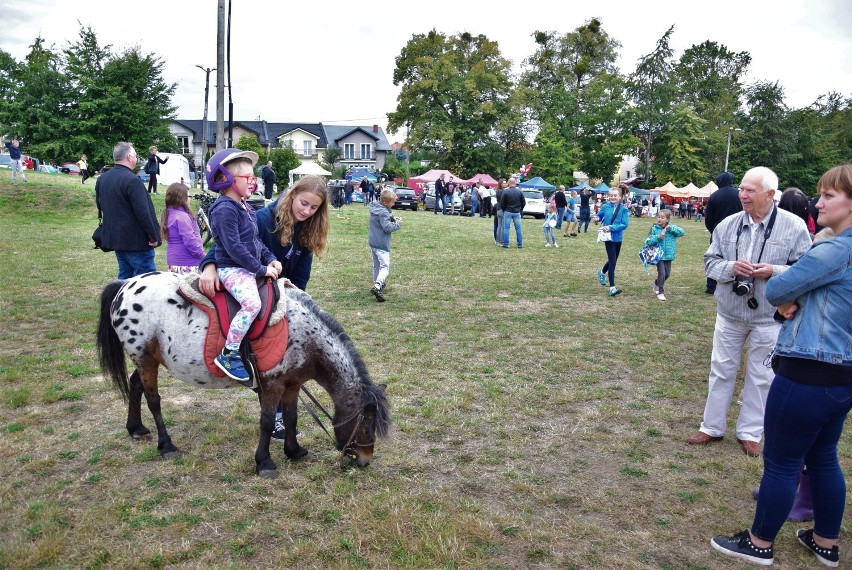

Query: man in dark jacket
[434,173,447,215]
[703,171,742,293]
[260,160,277,200]
[96,142,161,278]
[553,185,568,232]
[499,178,526,247]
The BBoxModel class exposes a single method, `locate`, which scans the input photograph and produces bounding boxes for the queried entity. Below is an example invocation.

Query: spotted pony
[97,271,390,478]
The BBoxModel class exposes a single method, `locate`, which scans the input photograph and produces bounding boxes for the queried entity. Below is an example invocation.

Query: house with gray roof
[169,120,390,175]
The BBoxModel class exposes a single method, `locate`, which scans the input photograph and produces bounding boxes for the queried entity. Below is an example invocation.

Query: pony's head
[334,383,389,468]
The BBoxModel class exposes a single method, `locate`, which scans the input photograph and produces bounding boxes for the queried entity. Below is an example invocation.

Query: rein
[299,386,374,466]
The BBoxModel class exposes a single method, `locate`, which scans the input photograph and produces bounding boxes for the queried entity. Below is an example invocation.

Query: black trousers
[264,181,274,200]
[147,173,158,193]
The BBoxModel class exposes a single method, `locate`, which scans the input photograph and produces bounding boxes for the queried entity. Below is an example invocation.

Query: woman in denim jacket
[711,164,852,567]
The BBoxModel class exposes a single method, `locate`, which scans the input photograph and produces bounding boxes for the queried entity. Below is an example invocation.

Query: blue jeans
[544,226,556,245]
[115,249,156,279]
[579,208,591,232]
[434,195,447,214]
[503,211,522,247]
[751,373,852,542]
[555,207,565,229]
[470,198,479,217]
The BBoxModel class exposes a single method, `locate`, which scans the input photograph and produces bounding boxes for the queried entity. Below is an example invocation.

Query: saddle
[178,276,289,381]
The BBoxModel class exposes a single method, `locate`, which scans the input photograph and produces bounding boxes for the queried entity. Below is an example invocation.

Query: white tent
[288,162,331,186]
[156,153,190,186]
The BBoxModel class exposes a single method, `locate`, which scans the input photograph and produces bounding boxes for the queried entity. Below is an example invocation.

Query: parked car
[423,188,464,214]
[59,162,82,175]
[521,189,546,218]
[38,163,58,174]
[392,187,419,211]
[137,170,149,184]
[0,154,11,169]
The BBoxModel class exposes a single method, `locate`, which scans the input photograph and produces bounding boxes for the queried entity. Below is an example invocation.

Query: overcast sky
[3,0,850,143]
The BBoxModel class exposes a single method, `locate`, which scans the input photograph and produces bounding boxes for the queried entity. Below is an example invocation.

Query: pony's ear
[364,403,377,415]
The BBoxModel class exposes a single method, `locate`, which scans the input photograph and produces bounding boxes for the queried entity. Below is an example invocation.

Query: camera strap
[735,205,778,265]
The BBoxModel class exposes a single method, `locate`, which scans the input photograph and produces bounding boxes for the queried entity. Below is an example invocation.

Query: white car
[521,190,546,218]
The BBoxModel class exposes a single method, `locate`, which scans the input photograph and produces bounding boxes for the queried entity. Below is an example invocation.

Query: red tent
[408,169,461,185]
[461,173,499,188]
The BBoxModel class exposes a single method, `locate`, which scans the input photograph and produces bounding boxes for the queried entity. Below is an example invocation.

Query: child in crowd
[596,184,631,296]
[368,188,402,302]
[77,154,90,184]
[160,182,204,274]
[207,148,281,386]
[645,209,684,301]
[543,204,559,247]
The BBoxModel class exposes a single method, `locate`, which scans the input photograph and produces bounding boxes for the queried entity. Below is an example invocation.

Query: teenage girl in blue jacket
[596,184,631,296]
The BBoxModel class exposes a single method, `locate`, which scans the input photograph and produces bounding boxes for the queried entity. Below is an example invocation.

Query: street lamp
[196,65,215,191]
[724,127,742,172]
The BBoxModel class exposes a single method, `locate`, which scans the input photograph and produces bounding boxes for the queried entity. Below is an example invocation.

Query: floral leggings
[217,267,261,351]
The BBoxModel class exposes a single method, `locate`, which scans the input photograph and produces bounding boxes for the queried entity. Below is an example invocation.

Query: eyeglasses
[234,175,258,184]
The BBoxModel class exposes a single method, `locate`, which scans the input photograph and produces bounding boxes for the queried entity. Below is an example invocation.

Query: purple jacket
[209,195,275,277]
[165,207,205,266]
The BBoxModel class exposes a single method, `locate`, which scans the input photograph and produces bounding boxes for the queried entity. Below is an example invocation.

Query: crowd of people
[90,141,851,566]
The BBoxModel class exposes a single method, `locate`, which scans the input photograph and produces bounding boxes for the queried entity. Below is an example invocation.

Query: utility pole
[724,127,741,172]
[215,0,226,151]
[196,65,215,191]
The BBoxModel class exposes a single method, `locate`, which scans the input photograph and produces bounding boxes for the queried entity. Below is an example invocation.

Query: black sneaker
[271,417,286,443]
[797,528,839,567]
[371,286,385,302]
[711,530,773,566]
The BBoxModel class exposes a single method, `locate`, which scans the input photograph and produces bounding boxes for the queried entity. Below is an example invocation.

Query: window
[177,136,190,154]
[303,140,313,157]
[344,143,355,160]
[283,140,293,149]
[360,143,372,160]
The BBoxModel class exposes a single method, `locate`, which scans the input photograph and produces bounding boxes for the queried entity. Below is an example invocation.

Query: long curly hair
[274,175,329,257]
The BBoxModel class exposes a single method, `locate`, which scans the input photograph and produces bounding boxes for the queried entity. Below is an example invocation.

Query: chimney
[373,124,378,133]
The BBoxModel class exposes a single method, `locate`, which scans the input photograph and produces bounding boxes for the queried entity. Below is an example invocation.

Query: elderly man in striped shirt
[687,166,812,457]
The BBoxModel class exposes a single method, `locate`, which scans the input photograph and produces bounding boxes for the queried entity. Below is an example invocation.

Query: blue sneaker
[215,350,253,386]
[598,269,607,286]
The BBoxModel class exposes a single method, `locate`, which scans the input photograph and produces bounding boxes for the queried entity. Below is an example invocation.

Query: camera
[733,277,753,297]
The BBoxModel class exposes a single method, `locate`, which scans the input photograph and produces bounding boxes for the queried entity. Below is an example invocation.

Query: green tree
[737,81,796,182]
[574,72,638,181]
[653,103,709,185]
[387,30,516,175]
[628,25,677,185]
[61,26,115,167]
[267,147,301,191]
[528,119,581,184]
[319,144,341,175]
[674,41,750,175]
[235,133,264,158]
[5,37,69,161]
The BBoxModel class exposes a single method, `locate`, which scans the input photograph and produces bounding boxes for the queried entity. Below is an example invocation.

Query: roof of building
[174,120,389,150]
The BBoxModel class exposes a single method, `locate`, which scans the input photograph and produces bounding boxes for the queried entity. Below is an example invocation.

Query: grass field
[0,172,849,569]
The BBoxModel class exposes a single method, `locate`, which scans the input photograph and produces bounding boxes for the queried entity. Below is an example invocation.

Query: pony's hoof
[286,446,309,460]
[258,469,279,479]
[129,428,151,440]
[161,451,182,460]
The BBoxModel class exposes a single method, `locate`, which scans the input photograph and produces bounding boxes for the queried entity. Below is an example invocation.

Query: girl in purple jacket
[159,183,205,274]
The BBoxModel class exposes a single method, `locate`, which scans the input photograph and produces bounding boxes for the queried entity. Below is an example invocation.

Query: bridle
[299,386,375,467]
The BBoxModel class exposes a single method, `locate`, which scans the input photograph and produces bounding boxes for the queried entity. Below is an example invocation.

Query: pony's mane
[287,288,390,436]
[288,288,373,388]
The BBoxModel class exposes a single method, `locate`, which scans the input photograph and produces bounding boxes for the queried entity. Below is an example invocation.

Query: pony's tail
[97,280,130,402]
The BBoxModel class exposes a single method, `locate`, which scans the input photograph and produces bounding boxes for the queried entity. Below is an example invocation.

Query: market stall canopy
[656,181,690,198]
[462,173,499,188]
[595,182,611,193]
[694,181,718,198]
[408,169,462,186]
[289,161,331,186]
[681,182,701,197]
[631,186,652,196]
[569,181,593,191]
[518,176,556,190]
